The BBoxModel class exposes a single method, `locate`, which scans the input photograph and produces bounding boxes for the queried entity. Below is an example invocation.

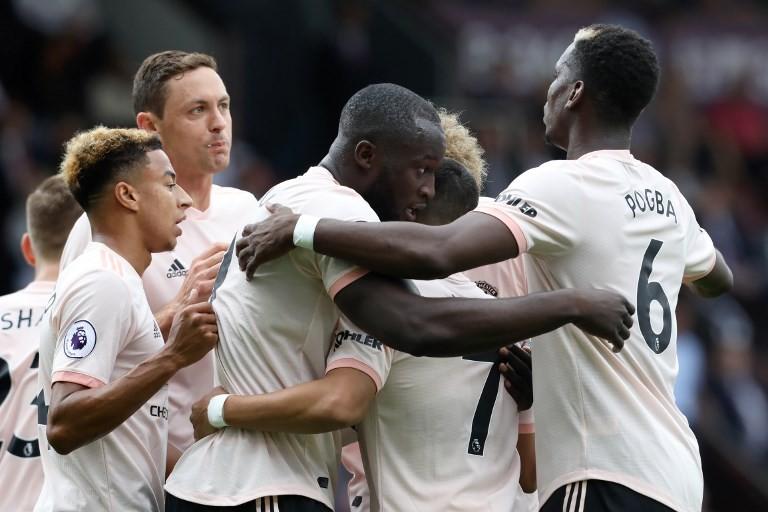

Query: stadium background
[1,0,767,510]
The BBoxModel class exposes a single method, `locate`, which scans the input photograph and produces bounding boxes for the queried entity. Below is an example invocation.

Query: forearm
[314,219,453,279]
[223,371,371,434]
[340,279,580,357]
[517,432,536,493]
[154,304,176,340]
[48,351,180,453]
[313,213,517,280]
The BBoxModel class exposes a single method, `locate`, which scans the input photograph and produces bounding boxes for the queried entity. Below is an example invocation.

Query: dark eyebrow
[187,95,230,106]
[164,169,176,180]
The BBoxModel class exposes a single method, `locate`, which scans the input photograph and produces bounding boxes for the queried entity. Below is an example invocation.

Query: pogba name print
[624,188,677,224]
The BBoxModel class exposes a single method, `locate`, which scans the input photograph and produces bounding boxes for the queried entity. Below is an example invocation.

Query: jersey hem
[164,484,333,509]
[539,469,697,512]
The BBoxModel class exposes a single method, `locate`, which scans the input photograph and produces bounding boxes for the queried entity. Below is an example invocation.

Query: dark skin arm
[237,206,516,280]
[687,250,732,298]
[333,273,634,357]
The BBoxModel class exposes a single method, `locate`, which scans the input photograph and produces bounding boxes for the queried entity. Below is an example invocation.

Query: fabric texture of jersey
[327,273,533,512]
[0,281,54,511]
[474,150,716,512]
[60,185,258,452]
[165,167,376,509]
[36,242,168,511]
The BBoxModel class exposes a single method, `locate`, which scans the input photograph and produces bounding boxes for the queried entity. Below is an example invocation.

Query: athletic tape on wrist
[293,215,320,250]
[207,394,231,429]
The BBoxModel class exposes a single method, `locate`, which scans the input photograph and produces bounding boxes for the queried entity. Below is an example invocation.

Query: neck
[177,172,214,212]
[565,122,631,160]
[90,218,152,276]
[33,261,59,282]
[319,151,357,189]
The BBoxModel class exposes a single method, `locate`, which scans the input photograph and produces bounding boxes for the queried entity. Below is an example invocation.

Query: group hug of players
[0,23,733,512]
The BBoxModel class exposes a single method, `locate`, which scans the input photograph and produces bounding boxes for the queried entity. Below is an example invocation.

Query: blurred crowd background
[1,0,767,510]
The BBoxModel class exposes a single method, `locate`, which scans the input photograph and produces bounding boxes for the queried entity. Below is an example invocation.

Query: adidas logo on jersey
[166,259,188,279]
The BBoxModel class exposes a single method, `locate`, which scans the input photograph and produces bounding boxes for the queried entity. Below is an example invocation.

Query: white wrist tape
[207,394,231,429]
[293,215,320,250]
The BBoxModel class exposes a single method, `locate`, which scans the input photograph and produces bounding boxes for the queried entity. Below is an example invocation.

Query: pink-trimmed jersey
[36,243,168,512]
[327,273,533,512]
[474,150,716,512]
[165,167,377,509]
[60,185,258,451]
[0,281,54,511]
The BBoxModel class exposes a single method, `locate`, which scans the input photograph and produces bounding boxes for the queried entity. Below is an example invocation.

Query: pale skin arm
[154,243,228,338]
[47,295,218,454]
[190,368,377,440]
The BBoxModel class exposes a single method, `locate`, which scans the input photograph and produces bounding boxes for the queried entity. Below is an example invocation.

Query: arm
[517,433,536,493]
[687,250,732,298]
[237,207,518,280]
[334,273,634,357]
[47,298,218,454]
[154,243,228,338]
[190,368,376,439]
[48,352,182,454]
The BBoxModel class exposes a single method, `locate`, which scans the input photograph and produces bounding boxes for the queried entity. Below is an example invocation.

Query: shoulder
[211,185,259,207]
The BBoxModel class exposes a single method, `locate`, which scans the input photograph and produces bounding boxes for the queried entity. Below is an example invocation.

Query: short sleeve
[308,191,380,299]
[51,271,132,388]
[473,163,581,257]
[59,213,92,271]
[326,315,393,392]
[679,197,717,282]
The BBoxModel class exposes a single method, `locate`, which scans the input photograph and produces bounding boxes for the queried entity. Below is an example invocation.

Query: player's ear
[354,140,376,170]
[114,181,140,213]
[136,112,159,133]
[565,80,584,110]
[20,232,36,267]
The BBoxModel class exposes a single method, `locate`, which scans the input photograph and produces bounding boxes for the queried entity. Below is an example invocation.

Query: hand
[236,204,299,281]
[191,386,228,441]
[571,289,635,353]
[164,289,219,368]
[175,243,229,304]
[498,344,533,411]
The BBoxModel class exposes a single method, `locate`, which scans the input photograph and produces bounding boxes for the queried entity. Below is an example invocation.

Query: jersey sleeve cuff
[682,250,718,284]
[326,358,383,392]
[328,268,370,300]
[52,370,106,389]
[473,205,529,254]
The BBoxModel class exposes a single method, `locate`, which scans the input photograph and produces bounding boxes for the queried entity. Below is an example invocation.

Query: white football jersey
[165,167,377,508]
[328,273,533,512]
[60,185,258,451]
[0,281,54,511]
[475,150,716,512]
[36,243,168,511]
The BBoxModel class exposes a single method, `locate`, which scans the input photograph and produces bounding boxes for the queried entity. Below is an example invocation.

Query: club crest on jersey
[63,320,97,358]
[166,258,188,279]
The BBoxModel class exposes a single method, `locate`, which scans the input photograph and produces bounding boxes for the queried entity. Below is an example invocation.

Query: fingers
[244,252,264,282]
[193,243,229,264]
[236,235,254,270]
[624,298,636,316]
[502,347,532,376]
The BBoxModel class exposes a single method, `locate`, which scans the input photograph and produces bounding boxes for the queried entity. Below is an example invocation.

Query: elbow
[413,251,454,280]
[322,389,369,429]
[47,422,78,455]
[520,475,537,494]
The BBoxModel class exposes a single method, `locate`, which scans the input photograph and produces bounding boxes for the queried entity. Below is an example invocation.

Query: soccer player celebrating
[238,26,732,512]
[189,156,537,512]
[61,51,258,458]
[36,127,218,511]
[0,176,82,511]
[165,83,632,511]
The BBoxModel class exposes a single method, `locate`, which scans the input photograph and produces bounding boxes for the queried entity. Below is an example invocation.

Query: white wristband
[293,215,320,250]
[207,394,231,429]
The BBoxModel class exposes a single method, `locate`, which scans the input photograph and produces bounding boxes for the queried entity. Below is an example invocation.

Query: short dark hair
[421,158,479,225]
[133,51,218,117]
[338,83,440,147]
[26,175,83,262]
[60,127,163,211]
[571,24,659,126]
